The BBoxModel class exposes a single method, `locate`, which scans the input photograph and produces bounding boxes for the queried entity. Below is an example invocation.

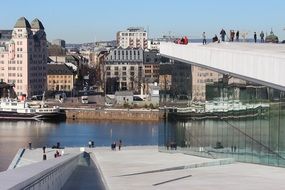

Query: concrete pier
[3,146,285,190]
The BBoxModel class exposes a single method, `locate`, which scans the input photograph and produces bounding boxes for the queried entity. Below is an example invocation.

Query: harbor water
[0,120,160,171]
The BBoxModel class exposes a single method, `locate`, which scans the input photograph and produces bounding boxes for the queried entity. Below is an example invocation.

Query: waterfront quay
[1,146,285,190]
[64,108,162,121]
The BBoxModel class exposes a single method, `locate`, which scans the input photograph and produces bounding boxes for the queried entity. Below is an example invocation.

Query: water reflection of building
[159,59,192,103]
[160,59,285,168]
[192,66,222,101]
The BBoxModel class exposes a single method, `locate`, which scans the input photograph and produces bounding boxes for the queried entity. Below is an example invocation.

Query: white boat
[0,99,65,121]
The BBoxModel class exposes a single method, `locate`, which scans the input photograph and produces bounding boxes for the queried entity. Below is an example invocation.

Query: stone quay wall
[65,109,163,121]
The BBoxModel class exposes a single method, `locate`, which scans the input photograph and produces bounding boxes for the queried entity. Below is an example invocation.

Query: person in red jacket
[183,36,188,45]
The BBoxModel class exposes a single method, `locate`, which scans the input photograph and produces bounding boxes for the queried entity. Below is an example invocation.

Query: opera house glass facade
[159,62,285,167]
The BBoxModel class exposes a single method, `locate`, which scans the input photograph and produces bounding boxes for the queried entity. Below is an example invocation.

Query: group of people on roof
[174,36,189,45]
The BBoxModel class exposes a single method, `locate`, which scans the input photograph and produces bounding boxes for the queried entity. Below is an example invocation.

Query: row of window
[30,66,45,71]
[48,80,72,84]
[1,60,24,65]
[196,79,214,83]
[17,54,23,58]
[16,41,23,45]
[4,67,23,71]
[30,72,45,77]
[31,60,46,65]
[16,86,23,90]
[32,54,46,59]
[197,73,214,77]
[49,85,71,90]
[49,75,72,78]
[106,71,138,76]
[30,78,45,83]
[120,32,146,37]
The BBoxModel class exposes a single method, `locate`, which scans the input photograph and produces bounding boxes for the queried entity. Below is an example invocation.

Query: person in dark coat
[118,139,122,151]
[212,35,219,43]
[220,29,226,41]
[260,31,265,43]
[254,32,257,43]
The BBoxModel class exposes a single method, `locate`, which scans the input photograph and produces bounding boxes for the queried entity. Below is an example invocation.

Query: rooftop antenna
[94,35,96,51]
[147,25,149,38]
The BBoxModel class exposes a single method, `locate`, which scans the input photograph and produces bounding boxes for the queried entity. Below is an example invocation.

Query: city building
[47,63,75,92]
[0,17,48,97]
[147,40,160,50]
[143,49,160,84]
[48,42,66,56]
[52,39,66,48]
[105,47,144,93]
[116,27,148,49]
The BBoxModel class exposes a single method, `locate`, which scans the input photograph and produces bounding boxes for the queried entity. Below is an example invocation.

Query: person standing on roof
[260,31,265,43]
[183,36,188,45]
[202,32,206,45]
[236,30,240,41]
[220,29,226,42]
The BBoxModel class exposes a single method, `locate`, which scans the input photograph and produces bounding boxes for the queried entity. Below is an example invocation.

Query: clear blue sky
[1,0,285,43]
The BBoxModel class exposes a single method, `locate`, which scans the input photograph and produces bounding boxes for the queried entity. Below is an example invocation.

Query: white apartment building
[116,27,148,49]
[105,48,144,92]
[0,17,47,97]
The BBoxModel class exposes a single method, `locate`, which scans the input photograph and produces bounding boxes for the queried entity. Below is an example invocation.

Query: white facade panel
[160,42,285,90]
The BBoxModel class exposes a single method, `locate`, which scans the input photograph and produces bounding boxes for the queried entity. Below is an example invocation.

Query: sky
[1,0,285,43]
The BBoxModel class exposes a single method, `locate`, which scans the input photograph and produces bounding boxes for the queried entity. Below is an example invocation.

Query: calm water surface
[0,120,160,171]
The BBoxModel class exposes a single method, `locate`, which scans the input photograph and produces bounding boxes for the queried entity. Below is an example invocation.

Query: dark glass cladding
[159,60,285,167]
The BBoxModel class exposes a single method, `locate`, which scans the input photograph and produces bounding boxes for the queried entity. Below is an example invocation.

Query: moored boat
[0,99,66,121]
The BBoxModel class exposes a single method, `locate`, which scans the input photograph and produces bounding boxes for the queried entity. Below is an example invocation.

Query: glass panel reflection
[159,60,285,167]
